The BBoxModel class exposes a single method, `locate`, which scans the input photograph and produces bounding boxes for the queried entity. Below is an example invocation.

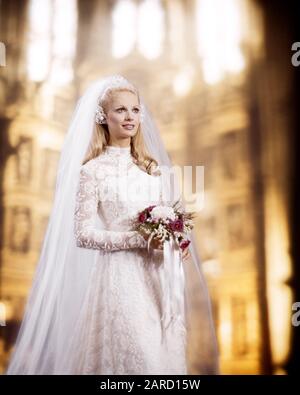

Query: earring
[95,105,107,124]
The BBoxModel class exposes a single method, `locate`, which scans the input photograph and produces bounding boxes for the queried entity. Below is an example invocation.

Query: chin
[119,128,137,137]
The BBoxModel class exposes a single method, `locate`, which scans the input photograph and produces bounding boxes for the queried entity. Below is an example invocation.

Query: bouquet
[133,199,196,252]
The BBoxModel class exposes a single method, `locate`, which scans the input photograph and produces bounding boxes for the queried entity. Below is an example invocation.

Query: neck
[107,139,131,149]
[106,145,131,151]
[107,144,130,149]
[104,145,132,160]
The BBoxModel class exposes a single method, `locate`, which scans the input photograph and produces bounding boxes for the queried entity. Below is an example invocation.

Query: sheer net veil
[5,74,219,375]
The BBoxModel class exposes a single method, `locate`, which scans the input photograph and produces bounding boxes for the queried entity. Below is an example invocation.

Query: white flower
[150,205,176,221]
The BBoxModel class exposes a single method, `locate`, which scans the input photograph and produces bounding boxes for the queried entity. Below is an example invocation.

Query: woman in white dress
[5,75,219,375]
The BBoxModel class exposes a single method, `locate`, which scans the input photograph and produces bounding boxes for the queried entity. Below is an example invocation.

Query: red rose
[180,239,190,251]
[138,212,147,223]
[168,219,184,232]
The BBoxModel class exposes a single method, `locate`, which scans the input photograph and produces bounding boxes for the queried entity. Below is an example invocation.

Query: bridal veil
[5,74,219,375]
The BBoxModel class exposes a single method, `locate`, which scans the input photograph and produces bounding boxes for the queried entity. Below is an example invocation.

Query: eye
[116,107,140,114]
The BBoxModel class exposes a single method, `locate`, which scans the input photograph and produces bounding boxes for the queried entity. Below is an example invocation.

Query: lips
[122,124,135,129]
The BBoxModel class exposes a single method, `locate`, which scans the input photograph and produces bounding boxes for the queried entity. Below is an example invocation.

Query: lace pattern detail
[65,250,187,375]
[74,165,148,251]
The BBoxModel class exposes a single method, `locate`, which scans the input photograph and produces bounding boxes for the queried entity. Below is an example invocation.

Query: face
[105,90,141,142]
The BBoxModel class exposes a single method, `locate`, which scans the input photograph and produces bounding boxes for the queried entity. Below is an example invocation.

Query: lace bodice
[74,145,162,252]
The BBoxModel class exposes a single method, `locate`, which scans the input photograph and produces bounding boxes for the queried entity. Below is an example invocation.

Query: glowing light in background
[0,302,6,326]
[173,64,195,97]
[168,0,185,65]
[265,193,293,370]
[37,130,63,149]
[202,259,221,278]
[0,42,6,66]
[0,301,12,326]
[112,0,137,58]
[27,0,77,85]
[49,0,77,86]
[195,0,245,84]
[112,0,164,60]
[27,0,51,81]
[219,320,232,357]
[137,0,165,59]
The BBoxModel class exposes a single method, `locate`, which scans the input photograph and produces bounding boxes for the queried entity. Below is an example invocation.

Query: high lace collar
[103,145,132,161]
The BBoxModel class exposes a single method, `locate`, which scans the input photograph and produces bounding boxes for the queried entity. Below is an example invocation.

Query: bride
[5,75,219,375]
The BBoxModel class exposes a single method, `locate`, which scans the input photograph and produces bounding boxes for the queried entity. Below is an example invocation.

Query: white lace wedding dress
[66,145,187,375]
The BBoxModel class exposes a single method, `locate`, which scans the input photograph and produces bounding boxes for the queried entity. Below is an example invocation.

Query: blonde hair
[82,87,160,176]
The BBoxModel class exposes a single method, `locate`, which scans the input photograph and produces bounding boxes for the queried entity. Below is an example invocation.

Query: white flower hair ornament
[95,104,107,125]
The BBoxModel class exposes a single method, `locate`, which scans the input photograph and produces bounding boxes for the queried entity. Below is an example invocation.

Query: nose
[124,110,135,121]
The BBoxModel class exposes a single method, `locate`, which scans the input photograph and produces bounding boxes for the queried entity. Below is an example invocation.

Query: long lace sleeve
[74,165,147,251]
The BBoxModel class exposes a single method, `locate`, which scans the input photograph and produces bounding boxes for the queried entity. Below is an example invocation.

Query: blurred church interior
[0,0,299,374]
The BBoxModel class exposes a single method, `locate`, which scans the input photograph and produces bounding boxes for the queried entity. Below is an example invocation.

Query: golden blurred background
[0,0,299,375]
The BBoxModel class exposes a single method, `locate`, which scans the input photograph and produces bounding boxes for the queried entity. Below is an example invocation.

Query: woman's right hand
[150,237,164,250]
[141,231,164,250]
